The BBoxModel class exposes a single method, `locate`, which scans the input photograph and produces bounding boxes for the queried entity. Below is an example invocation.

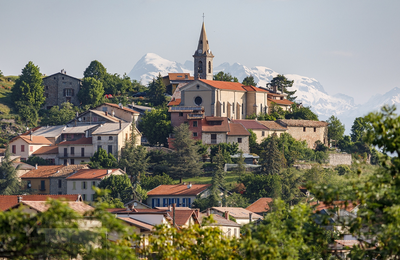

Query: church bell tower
[193,22,214,80]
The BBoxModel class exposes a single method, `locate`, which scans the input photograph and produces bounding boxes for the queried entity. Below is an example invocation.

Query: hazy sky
[1,0,399,104]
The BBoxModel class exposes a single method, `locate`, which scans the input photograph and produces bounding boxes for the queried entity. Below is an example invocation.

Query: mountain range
[128,53,400,133]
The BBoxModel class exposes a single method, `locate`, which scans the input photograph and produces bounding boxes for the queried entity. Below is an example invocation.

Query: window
[196,85,200,89]
[193,121,198,127]
[40,180,45,191]
[82,194,86,201]
[109,136,113,140]
[303,127,306,132]
[58,192,62,195]
[62,77,64,80]
[30,146,33,152]
[108,145,112,154]
[260,104,263,113]
[97,136,101,140]
[152,198,161,208]
[179,112,183,117]
[194,96,202,106]
[64,159,67,166]
[64,148,68,156]
[72,181,76,190]
[44,93,49,98]
[27,180,31,189]
[234,228,237,238]
[64,88,74,97]
[98,145,102,150]
[262,131,265,137]
[193,132,198,137]
[82,181,87,190]
[12,145,16,154]
[81,148,85,157]
[208,61,211,73]
[314,127,316,132]
[238,138,242,143]
[70,159,75,165]
[91,194,95,201]
[70,147,74,155]
[198,61,203,73]
[45,86,48,90]
[58,179,62,188]
[223,102,225,113]
[241,103,244,115]
[21,145,25,152]
[53,77,56,80]
[182,198,191,207]
[92,181,96,189]
[211,134,217,144]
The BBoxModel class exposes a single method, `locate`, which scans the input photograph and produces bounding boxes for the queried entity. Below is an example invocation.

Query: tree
[40,102,76,126]
[285,105,318,121]
[12,61,45,111]
[213,71,239,82]
[280,168,304,205]
[232,151,246,178]
[141,173,174,190]
[169,124,203,179]
[239,173,276,202]
[209,142,239,163]
[139,108,172,146]
[225,192,249,208]
[147,73,167,107]
[267,74,297,101]
[88,148,118,169]
[0,69,3,77]
[26,156,51,166]
[119,128,148,183]
[242,75,257,86]
[17,103,39,127]
[0,146,25,195]
[248,129,259,154]
[97,174,132,203]
[78,77,105,107]
[350,116,370,142]
[326,115,345,146]
[259,134,283,175]
[83,60,107,81]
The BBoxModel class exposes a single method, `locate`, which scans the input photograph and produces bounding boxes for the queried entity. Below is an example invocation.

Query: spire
[197,22,210,55]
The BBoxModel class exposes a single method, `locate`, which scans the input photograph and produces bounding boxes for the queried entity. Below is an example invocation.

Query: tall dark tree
[213,71,239,82]
[88,148,118,169]
[285,105,318,121]
[0,147,24,195]
[97,174,132,203]
[260,134,283,175]
[83,60,107,81]
[12,61,45,111]
[242,75,257,86]
[139,108,172,146]
[350,116,370,142]
[327,115,345,146]
[232,151,246,178]
[169,124,202,179]
[280,168,304,205]
[40,102,76,126]
[78,77,105,107]
[148,73,167,107]
[267,74,297,101]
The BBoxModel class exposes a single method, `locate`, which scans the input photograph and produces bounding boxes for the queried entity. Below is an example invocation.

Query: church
[168,22,293,119]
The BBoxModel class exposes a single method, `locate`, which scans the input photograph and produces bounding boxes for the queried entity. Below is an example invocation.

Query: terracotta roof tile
[11,135,52,145]
[232,120,268,130]
[0,194,82,211]
[246,198,273,214]
[174,210,198,226]
[268,98,293,106]
[202,117,230,133]
[32,146,59,155]
[59,137,93,145]
[66,169,120,180]
[211,207,263,219]
[242,85,268,92]
[199,213,241,227]
[103,103,139,114]
[227,123,250,136]
[167,98,181,106]
[277,119,328,128]
[118,217,154,230]
[20,165,65,179]
[51,164,88,178]
[167,73,194,81]
[147,184,211,196]
[310,201,358,213]
[14,201,93,214]
[258,121,288,131]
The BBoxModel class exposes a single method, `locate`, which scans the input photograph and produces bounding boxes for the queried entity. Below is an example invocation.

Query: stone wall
[43,72,81,109]
[329,153,352,166]
[285,126,327,149]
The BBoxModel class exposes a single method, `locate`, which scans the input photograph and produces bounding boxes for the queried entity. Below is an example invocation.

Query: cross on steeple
[202,13,205,23]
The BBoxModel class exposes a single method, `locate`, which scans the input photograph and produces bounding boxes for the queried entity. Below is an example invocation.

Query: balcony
[59,153,93,158]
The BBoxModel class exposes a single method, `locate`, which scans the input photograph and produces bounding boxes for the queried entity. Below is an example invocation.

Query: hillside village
[0,22,397,259]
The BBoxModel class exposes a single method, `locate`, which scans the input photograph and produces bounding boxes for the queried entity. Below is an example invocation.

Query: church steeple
[193,22,214,80]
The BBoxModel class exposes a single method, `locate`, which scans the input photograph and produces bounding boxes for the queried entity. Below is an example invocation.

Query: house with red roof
[246,198,273,215]
[0,194,82,211]
[32,145,59,165]
[9,134,53,162]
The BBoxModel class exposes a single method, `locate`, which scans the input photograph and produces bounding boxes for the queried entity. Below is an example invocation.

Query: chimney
[112,111,115,117]
[249,213,253,223]
[30,130,32,141]
[18,196,22,203]
[85,131,89,138]
[35,164,38,170]
[225,211,229,220]
[119,120,122,129]
[105,111,108,116]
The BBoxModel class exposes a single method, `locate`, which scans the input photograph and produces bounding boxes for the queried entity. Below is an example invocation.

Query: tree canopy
[40,102,76,126]
[268,74,297,101]
[78,77,105,108]
[88,148,118,169]
[242,75,257,86]
[147,73,167,107]
[83,60,107,81]
[327,115,345,146]
[213,71,239,82]
[97,174,132,203]
[139,107,172,146]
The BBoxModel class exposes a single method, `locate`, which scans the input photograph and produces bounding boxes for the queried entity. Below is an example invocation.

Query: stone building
[43,70,82,109]
[49,164,88,195]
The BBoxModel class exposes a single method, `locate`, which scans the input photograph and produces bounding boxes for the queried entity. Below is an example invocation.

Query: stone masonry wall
[286,126,327,149]
[329,153,352,166]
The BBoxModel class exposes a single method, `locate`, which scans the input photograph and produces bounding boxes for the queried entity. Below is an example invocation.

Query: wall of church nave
[216,90,246,119]
[227,136,249,153]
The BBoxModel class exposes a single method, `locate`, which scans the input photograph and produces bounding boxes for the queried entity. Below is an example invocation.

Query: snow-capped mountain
[128,53,399,132]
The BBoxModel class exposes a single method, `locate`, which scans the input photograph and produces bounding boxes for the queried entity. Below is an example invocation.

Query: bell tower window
[208,61,211,73]
[198,61,203,73]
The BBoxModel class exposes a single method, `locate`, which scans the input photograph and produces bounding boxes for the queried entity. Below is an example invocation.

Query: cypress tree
[260,133,283,175]
[148,73,166,107]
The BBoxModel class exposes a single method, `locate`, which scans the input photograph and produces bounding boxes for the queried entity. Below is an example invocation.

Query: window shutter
[152,199,155,208]
[188,198,191,207]
[157,199,160,207]
[176,198,180,207]
[163,198,167,207]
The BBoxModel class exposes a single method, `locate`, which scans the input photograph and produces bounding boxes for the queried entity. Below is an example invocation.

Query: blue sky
[1,0,399,103]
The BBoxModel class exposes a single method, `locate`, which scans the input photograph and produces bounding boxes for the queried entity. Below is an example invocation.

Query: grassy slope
[0,76,17,117]
[174,171,241,190]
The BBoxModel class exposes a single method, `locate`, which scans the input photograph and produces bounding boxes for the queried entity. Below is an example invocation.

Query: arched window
[241,103,244,115]
[208,61,211,73]
[198,61,203,73]
[232,102,235,114]
[260,104,263,114]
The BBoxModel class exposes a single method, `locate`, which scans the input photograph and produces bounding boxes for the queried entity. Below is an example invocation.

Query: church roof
[198,79,268,92]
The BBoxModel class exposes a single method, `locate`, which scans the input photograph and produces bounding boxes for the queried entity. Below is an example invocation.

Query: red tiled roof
[242,85,268,92]
[199,79,268,92]
[0,194,81,211]
[20,165,65,179]
[12,201,93,214]
[202,117,230,133]
[310,201,358,212]
[66,169,120,180]
[32,146,58,155]
[118,217,154,230]
[277,119,328,128]
[227,123,250,136]
[268,98,293,106]
[246,198,273,213]
[168,98,181,106]
[59,137,93,145]
[103,103,139,114]
[167,73,194,81]
[232,120,268,130]
[174,210,198,226]
[10,135,52,145]
[199,213,241,227]
[147,184,211,196]
[258,121,288,131]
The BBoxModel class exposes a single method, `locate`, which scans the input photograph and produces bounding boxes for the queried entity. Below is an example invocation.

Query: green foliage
[335,164,353,176]
[40,102,76,126]
[210,142,239,164]
[213,71,239,82]
[285,104,318,121]
[350,116,370,142]
[239,173,278,203]
[141,173,174,190]
[242,75,257,86]
[225,192,249,208]
[0,146,26,195]
[259,133,283,174]
[26,156,51,166]
[147,73,167,107]
[16,103,39,126]
[139,107,172,146]
[83,60,107,80]
[280,168,304,205]
[12,61,45,111]
[326,115,345,146]
[88,148,118,169]
[232,151,246,178]
[248,129,258,154]
[147,149,172,175]
[97,174,133,204]
[267,74,297,101]
[195,140,209,156]
[78,77,105,108]
[0,70,3,77]
[170,124,203,179]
